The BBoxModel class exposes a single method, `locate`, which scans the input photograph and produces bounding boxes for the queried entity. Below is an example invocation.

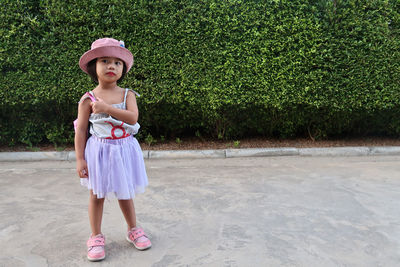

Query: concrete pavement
[1,155,400,266]
[1,146,400,161]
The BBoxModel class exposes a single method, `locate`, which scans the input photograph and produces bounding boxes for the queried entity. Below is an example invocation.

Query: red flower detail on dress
[104,121,130,139]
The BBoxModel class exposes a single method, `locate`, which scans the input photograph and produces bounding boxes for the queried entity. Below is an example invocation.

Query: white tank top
[81,88,140,139]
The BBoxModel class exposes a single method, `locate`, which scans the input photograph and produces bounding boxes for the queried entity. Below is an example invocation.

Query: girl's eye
[116,61,122,65]
[102,59,108,63]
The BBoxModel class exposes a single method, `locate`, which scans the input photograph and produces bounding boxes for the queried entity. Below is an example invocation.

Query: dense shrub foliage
[1,0,400,146]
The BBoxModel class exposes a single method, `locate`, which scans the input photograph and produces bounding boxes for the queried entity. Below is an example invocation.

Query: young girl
[75,38,151,262]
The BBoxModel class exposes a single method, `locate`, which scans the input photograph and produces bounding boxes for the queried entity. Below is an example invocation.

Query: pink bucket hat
[79,38,134,74]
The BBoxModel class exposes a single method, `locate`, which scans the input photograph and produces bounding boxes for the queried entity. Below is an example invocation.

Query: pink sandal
[87,234,105,261]
[126,227,152,250]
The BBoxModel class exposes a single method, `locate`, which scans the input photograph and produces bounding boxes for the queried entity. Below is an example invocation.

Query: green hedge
[1,0,400,146]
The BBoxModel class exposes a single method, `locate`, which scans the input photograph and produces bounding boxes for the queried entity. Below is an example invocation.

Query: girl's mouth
[106,72,116,76]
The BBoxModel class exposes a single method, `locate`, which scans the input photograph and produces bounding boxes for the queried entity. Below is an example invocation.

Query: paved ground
[1,156,400,266]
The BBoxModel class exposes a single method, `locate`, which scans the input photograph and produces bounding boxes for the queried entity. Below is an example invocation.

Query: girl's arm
[74,98,91,178]
[91,91,139,124]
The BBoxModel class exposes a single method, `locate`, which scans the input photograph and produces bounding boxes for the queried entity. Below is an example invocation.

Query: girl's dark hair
[86,58,127,83]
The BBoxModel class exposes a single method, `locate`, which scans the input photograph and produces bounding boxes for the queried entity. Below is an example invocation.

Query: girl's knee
[118,199,134,205]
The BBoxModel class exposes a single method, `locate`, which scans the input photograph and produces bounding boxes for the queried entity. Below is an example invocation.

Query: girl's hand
[91,97,110,114]
[77,159,89,178]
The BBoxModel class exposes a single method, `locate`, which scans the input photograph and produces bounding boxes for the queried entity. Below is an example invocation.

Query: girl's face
[96,57,124,83]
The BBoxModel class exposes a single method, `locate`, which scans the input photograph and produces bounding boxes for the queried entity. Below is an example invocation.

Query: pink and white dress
[80,89,148,199]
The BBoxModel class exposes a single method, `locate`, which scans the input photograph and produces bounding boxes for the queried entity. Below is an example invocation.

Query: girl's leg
[88,190,105,235]
[120,199,152,250]
[118,199,137,230]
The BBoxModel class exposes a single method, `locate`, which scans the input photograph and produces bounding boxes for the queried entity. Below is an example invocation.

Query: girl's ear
[117,63,127,83]
[87,59,99,83]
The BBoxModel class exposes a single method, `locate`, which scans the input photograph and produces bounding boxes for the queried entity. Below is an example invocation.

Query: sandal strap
[87,237,105,247]
[129,228,147,240]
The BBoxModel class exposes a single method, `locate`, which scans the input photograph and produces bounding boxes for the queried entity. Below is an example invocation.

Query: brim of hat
[79,46,134,74]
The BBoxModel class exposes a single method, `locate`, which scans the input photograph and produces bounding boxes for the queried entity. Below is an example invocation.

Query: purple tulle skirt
[80,135,148,199]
